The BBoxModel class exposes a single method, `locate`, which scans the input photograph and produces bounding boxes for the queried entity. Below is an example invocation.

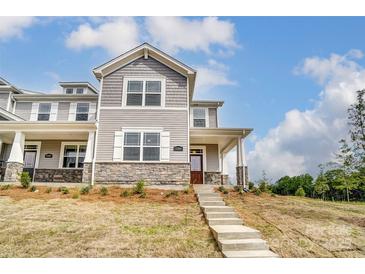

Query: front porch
[190,128,252,188]
[0,122,96,183]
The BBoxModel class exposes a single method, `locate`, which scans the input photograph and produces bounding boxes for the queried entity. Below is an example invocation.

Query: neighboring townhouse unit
[0,43,252,187]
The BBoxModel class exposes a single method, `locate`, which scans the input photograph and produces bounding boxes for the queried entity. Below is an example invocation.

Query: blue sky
[1,16,365,180]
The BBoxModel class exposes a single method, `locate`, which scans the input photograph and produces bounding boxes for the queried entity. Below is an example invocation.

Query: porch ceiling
[190,128,252,154]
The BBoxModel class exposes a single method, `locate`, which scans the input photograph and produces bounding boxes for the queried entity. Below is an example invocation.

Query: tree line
[257,89,365,202]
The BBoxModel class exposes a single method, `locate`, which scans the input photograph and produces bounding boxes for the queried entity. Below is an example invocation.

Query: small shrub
[20,172,31,188]
[100,186,108,196]
[165,190,179,198]
[133,180,145,194]
[72,192,80,199]
[218,186,226,193]
[60,187,69,195]
[0,184,12,190]
[254,188,262,196]
[222,189,229,194]
[139,192,146,198]
[120,190,130,197]
[80,186,91,195]
[248,182,255,190]
[295,187,306,197]
[183,187,190,194]
[29,185,37,192]
[45,187,52,193]
[271,193,276,197]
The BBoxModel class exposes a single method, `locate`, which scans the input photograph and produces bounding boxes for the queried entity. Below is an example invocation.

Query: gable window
[76,88,84,94]
[37,103,51,121]
[62,144,86,168]
[123,132,160,161]
[193,108,206,127]
[65,88,74,94]
[76,103,89,121]
[124,78,164,107]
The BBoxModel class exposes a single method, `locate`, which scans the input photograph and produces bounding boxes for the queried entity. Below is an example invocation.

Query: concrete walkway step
[203,206,235,213]
[223,250,279,258]
[205,212,239,219]
[200,201,225,206]
[207,218,243,226]
[219,238,268,251]
[210,225,261,240]
[197,193,221,198]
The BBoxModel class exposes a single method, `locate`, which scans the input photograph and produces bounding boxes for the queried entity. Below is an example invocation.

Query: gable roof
[0,107,24,121]
[93,42,197,100]
[0,76,23,94]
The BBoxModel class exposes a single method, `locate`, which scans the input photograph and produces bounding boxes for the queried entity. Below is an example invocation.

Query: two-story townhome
[0,43,252,187]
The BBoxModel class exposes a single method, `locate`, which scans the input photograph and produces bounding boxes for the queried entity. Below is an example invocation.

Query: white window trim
[75,102,90,121]
[65,88,74,94]
[59,142,87,169]
[190,107,209,128]
[24,141,42,169]
[76,88,85,94]
[122,77,166,108]
[121,128,163,162]
[190,145,207,184]
[37,102,52,121]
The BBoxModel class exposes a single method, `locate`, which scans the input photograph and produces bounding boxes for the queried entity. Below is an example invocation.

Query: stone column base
[236,166,244,186]
[221,174,229,185]
[4,162,24,182]
[82,163,92,183]
[245,166,249,187]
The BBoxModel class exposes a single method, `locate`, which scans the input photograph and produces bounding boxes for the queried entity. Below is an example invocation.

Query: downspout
[91,77,103,186]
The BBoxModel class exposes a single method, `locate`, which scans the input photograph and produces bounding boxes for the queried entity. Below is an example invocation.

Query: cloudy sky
[1,16,365,181]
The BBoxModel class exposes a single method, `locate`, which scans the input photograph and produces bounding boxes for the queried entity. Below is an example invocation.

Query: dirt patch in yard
[224,191,365,258]
[0,185,196,205]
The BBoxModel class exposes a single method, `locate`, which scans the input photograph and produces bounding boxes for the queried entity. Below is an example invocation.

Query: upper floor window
[124,79,164,107]
[192,108,207,127]
[123,132,160,161]
[76,103,89,121]
[37,103,51,121]
[65,88,73,94]
[76,88,84,94]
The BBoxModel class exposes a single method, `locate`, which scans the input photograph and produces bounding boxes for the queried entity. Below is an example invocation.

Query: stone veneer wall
[82,163,92,183]
[221,174,229,185]
[205,171,222,185]
[4,162,23,182]
[94,162,190,184]
[236,166,244,186]
[34,169,83,183]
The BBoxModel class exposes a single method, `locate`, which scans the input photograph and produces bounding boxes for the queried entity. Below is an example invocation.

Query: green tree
[295,187,306,197]
[314,173,329,200]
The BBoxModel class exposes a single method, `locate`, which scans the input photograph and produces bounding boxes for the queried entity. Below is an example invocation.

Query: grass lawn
[224,191,365,258]
[0,185,221,258]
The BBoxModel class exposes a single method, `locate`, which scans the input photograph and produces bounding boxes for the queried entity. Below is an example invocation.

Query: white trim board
[190,145,207,184]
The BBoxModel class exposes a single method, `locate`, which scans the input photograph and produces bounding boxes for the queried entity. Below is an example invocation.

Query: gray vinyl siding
[57,102,70,121]
[0,93,9,109]
[38,141,62,169]
[206,144,219,171]
[14,102,32,120]
[96,109,189,162]
[208,108,218,128]
[101,57,187,108]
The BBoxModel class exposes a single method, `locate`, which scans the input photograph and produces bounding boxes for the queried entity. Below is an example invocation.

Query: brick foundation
[4,162,23,182]
[205,171,222,185]
[94,162,190,184]
[34,169,83,183]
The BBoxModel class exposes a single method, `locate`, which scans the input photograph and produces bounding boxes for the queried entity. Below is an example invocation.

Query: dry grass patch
[224,191,365,258]
[0,186,221,258]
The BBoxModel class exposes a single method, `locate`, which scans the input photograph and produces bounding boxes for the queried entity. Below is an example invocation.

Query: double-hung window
[65,88,73,94]
[38,103,51,121]
[192,108,207,127]
[76,103,89,121]
[76,88,84,94]
[123,132,160,161]
[62,144,86,168]
[125,79,163,107]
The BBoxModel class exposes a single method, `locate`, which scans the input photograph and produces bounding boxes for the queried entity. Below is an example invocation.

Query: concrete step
[205,212,239,219]
[197,192,221,198]
[200,201,225,206]
[210,225,261,240]
[203,206,235,213]
[198,196,224,202]
[207,218,243,226]
[223,250,279,258]
[219,238,268,251]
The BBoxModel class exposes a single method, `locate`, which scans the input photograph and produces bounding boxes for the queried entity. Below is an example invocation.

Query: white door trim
[190,145,206,184]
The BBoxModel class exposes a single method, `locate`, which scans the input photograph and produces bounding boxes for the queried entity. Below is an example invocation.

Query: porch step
[207,218,243,226]
[200,201,225,206]
[203,206,235,213]
[205,212,239,219]
[223,250,279,258]
[198,196,223,202]
[210,225,261,240]
[197,193,221,198]
[219,238,268,251]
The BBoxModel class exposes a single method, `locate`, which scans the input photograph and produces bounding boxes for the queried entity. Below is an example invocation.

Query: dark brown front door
[190,154,203,184]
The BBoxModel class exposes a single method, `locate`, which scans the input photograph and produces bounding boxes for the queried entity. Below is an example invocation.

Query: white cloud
[0,17,36,40]
[65,17,140,55]
[194,59,236,96]
[145,17,238,54]
[246,50,365,181]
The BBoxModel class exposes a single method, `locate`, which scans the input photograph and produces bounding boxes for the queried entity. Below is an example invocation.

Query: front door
[190,154,203,184]
[23,151,37,181]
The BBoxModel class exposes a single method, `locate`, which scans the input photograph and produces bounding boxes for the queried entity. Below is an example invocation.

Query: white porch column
[236,137,247,188]
[84,131,95,163]
[8,131,25,163]
[0,138,3,158]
